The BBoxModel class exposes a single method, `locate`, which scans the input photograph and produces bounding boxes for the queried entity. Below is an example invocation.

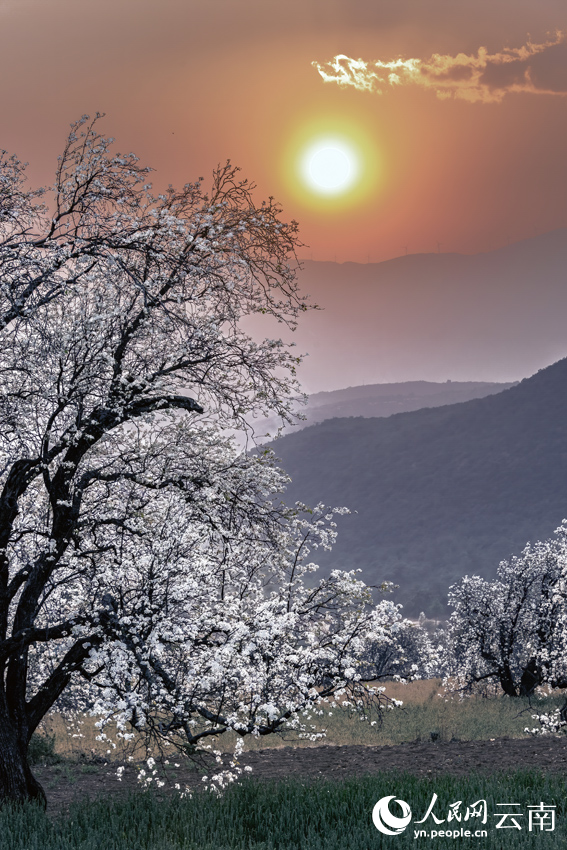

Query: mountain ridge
[259,380,516,438]
[286,228,567,390]
[271,358,567,617]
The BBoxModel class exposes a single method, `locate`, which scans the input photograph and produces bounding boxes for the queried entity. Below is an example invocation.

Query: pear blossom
[0,115,408,806]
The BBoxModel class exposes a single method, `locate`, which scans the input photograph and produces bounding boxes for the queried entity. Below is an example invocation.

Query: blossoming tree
[442,523,567,698]
[0,116,407,805]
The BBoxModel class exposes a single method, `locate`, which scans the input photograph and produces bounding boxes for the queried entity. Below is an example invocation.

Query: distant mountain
[259,380,515,437]
[270,358,567,619]
[280,228,567,389]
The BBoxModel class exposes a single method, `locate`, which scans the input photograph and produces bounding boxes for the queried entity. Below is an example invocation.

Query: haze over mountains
[284,228,567,392]
[260,380,516,437]
[271,358,567,619]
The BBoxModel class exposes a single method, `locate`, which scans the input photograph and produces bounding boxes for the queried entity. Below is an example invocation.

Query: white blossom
[0,115,408,802]
[442,523,567,706]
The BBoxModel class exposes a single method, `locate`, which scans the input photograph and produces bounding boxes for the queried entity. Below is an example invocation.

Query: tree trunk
[499,667,518,697]
[0,706,45,807]
[519,658,541,697]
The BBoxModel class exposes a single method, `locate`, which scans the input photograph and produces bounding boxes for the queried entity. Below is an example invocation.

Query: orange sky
[2,0,566,263]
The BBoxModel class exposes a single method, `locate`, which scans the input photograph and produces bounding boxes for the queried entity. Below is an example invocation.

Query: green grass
[22,683,567,848]
[3,772,567,849]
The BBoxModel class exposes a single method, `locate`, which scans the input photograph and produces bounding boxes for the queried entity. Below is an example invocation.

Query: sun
[301,138,359,196]
[282,116,380,212]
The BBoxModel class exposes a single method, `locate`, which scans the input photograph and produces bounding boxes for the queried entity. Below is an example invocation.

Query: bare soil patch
[35,736,567,814]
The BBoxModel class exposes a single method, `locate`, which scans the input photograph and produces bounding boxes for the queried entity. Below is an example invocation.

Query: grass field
[5,772,567,849]
[19,681,567,848]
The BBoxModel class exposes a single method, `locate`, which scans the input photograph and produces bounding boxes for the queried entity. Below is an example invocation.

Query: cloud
[313,32,567,103]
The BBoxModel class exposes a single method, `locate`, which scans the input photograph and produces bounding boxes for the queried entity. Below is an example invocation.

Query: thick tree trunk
[519,658,541,697]
[0,707,45,807]
[499,667,518,697]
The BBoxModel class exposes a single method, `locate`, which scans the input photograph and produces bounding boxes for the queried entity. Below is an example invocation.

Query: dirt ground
[35,736,567,814]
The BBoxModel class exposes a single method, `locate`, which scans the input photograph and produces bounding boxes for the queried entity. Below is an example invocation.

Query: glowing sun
[301,139,359,195]
[282,117,380,211]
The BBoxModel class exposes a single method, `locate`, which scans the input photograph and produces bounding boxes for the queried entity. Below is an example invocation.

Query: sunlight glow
[302,140,358,195]
[282,116,381,212]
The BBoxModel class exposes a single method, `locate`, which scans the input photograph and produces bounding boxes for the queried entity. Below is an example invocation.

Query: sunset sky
[2,0,567,389]
[2,0,566,263]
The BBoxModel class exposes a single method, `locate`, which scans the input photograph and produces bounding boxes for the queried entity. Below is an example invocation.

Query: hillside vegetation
[272,358,567,617]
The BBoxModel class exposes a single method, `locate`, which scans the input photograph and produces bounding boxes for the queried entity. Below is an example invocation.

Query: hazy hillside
[260,380,515,437]
[276,229,567,390]
[271,358,567,618]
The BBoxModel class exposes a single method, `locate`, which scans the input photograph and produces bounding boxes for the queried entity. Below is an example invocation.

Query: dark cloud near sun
[313,32,567,102]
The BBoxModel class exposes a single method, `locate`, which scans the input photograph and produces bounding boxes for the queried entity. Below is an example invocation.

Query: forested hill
[271,358,567,619]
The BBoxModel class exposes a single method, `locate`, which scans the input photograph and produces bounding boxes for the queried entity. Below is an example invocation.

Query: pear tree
[0,116,406,805]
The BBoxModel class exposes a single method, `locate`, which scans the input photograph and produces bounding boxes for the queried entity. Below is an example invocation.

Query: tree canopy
[443,523,567,698]
[0,116,407,805]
